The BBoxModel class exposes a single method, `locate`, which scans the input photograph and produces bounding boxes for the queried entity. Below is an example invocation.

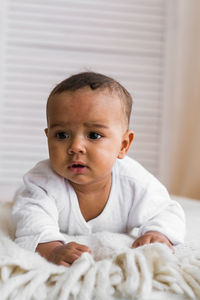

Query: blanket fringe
[1,233,200,300]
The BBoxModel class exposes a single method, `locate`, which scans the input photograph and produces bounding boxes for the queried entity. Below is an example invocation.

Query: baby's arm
[12,161,92,266]
[36,241,91,267]
[127,178,185,248]
[131,231,174,251]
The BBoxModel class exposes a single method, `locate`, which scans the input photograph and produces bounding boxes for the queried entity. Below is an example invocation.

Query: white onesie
[12,156,185,251]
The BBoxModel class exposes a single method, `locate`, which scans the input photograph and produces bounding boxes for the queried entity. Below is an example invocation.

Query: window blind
[0,0,167,199]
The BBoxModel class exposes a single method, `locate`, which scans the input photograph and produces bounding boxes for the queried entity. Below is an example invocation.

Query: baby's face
[45,87,133,188]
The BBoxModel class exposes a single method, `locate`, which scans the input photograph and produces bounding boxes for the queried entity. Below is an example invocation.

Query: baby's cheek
[49,143,63,156]
[49,146,66,167]
[96,151,116,171]
[96,148,113,160]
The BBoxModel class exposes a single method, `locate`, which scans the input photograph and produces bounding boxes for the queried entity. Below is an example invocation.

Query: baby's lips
[68,161,87,168]
[67,162,88,173]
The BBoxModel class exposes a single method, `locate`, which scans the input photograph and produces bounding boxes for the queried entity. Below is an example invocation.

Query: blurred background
[0,0,199,201]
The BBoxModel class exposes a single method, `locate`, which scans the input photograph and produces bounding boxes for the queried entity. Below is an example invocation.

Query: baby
[12,72,185,267]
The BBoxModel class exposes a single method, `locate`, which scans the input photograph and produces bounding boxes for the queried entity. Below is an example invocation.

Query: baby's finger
[60,261,70,267]
[66,242,91,253]
[131,240,139,248]
[64,248,88,264]
[132,236,151,248]
[76,243,91,253]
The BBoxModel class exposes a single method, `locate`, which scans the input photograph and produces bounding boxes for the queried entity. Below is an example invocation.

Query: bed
[0,195,200,300]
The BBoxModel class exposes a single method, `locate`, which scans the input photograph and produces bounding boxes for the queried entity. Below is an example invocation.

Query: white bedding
[0,196,200,300]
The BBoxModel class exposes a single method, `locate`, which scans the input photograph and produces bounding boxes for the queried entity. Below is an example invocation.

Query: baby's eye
[88,132,102,140]
[56,132,69,140]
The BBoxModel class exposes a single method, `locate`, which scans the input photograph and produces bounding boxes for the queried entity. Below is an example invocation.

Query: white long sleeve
[12,160,68,251]
[12,157,185,252]
[126,177,185,244]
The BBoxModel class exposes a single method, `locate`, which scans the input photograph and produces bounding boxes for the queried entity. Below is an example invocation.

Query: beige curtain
[165,0,200,199]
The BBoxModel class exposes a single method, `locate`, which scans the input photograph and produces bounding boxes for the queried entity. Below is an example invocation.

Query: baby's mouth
[68,163,88,173]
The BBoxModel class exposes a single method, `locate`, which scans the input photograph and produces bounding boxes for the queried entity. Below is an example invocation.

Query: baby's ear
[118,130,134,159]
[44,128,48,137]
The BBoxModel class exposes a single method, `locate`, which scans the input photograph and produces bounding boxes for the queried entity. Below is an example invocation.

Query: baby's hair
[47,72,133,127]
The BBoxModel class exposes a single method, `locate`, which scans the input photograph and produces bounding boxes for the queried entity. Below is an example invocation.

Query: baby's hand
[131,231,174,252]
[48,242,91,267]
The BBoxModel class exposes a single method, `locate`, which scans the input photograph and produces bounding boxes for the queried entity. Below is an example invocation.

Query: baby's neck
[69,175,112,196]
[69,175,112,222]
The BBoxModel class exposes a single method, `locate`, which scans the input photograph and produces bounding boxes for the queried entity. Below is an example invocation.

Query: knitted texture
[0,202,200,300]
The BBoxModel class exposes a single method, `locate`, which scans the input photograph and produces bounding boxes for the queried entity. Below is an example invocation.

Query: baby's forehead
[48,87,122,108]
[46,87,127,126]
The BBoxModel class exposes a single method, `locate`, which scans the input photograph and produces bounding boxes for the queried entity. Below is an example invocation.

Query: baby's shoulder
[114,156,156,188]
[23,159,64,189]
[25,159,54,178]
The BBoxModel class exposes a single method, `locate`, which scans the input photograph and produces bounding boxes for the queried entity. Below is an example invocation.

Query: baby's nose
[67,136,86,154]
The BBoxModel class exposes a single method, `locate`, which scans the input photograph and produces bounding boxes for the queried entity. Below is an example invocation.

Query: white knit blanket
[0,202,200,300]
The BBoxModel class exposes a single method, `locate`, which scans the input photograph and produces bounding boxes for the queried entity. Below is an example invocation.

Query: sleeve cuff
[138,226,185,245]
[15,231,67,252]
